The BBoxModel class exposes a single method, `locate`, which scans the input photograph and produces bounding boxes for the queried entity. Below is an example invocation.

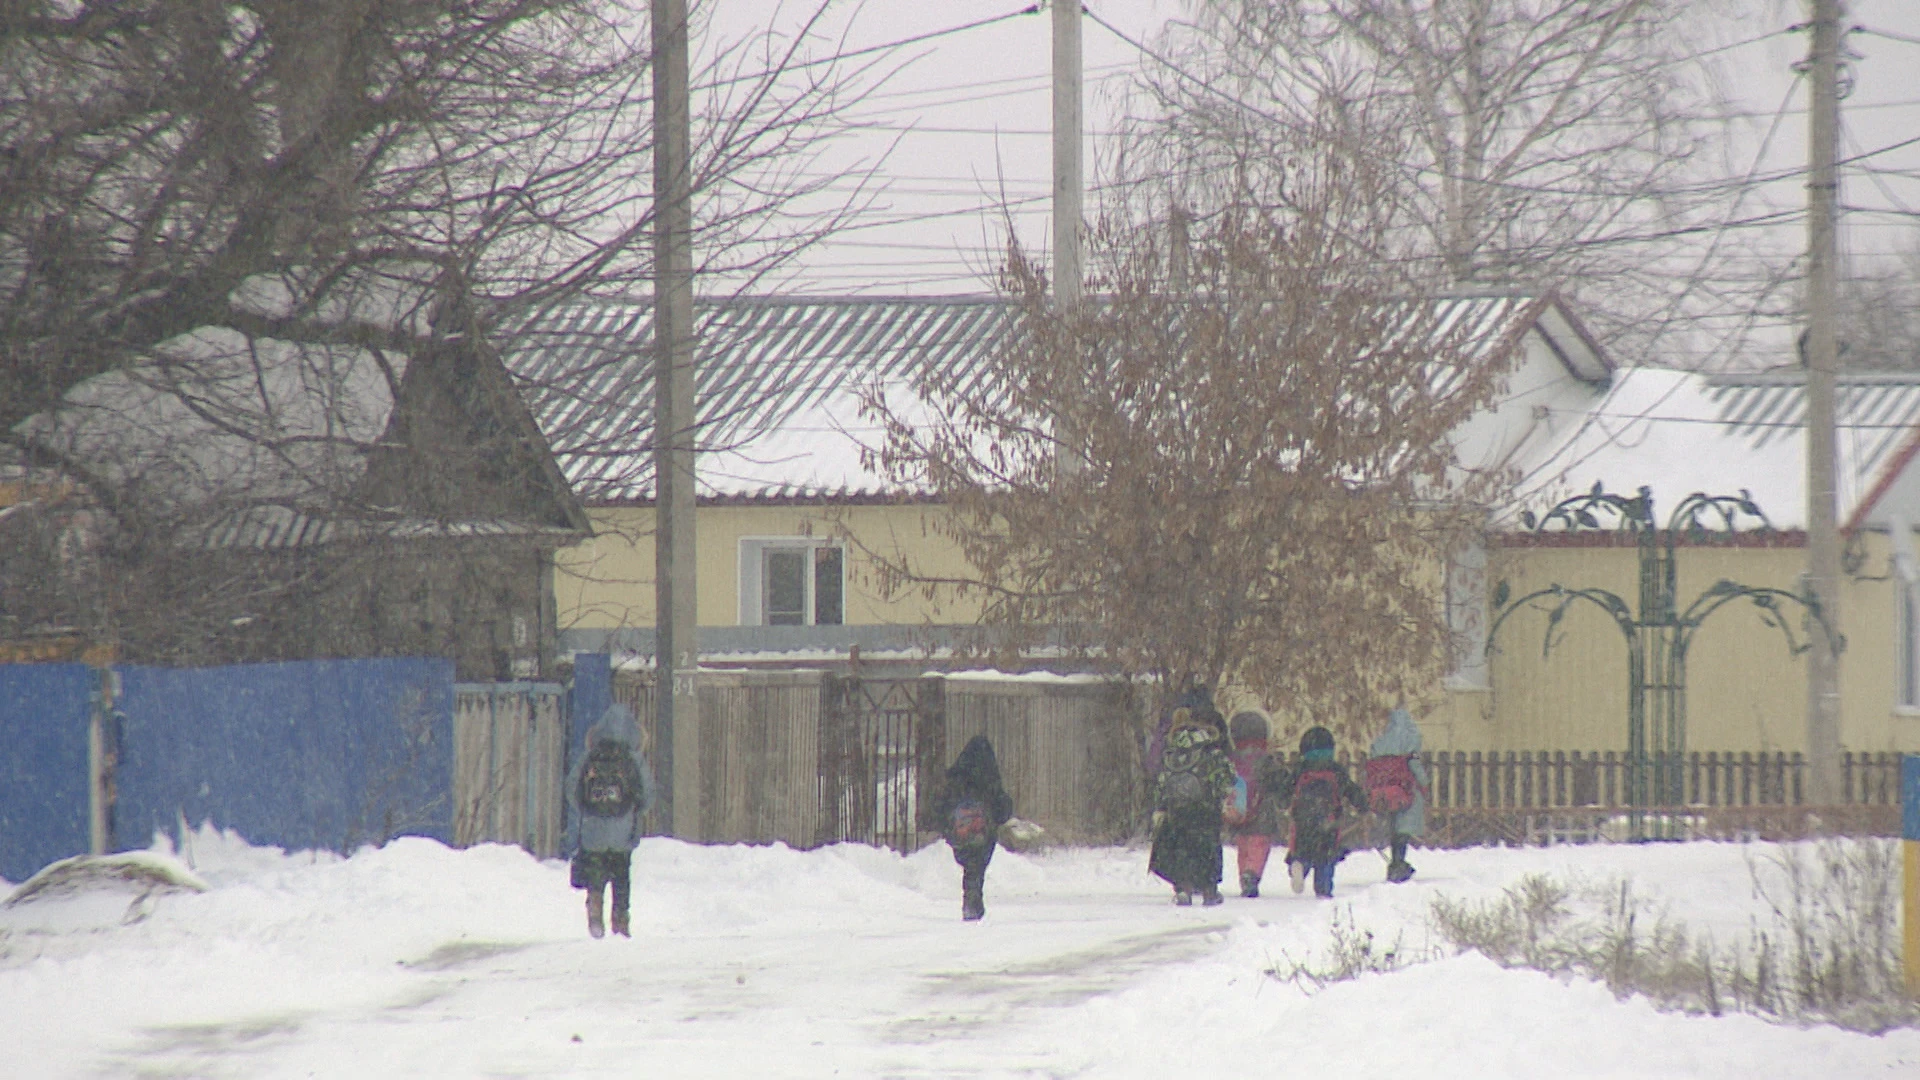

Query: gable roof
[502,291,1596,505]
[16,327,587,547]
[1506,368,1920,532]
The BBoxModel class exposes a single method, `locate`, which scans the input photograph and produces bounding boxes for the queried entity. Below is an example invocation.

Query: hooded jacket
[1367,708,1430,836]
[564,704,656,854]
[935,735,1015,836]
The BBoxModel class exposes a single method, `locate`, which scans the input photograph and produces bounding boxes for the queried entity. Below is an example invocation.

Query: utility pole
[1803,0,1844,805]
[1052,0,1084,476]
[653,0,700,839]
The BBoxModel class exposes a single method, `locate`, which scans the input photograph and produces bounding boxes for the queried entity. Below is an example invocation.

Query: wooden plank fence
[613,670,1141,851]
[452,682,567,857]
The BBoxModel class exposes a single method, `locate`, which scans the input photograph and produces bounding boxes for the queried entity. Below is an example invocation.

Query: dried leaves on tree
[864,163,1514,735]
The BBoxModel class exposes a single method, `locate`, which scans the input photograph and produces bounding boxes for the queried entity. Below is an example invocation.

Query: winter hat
[1228,710,1270,744]
[1298,725,1335,761]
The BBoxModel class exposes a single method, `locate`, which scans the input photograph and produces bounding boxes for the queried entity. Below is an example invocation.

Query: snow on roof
[18,327,400,515]
[503,292,1584,504]
[504,295,1015,504]
[1507,367,1920,531]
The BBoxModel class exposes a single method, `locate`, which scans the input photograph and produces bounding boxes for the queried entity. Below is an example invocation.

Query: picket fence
[1309,749,1905,847]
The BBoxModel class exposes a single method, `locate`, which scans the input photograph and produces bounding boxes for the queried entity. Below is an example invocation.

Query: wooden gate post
[914,676,947,844]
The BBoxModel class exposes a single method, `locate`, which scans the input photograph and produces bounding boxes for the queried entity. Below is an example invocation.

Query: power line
[692,5,1041,93]
[1856,25,1920,49]
[1082,6,1810,203]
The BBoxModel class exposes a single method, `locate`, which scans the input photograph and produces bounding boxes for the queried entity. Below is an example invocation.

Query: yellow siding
[556,501,1920,755]
[554,503,984,630]
[1437,534,1920,756]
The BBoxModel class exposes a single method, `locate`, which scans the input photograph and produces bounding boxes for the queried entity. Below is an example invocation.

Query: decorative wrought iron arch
[1487,484,1841,838]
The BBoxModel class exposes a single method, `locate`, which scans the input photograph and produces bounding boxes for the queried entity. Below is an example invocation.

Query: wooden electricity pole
[1052,0,1084,476]
[653,0,700,838]
[1804,0,1844,805]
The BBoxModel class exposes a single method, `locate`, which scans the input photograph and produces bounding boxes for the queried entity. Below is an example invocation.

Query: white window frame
[1445,537,1490,690]
[737,536,845,627]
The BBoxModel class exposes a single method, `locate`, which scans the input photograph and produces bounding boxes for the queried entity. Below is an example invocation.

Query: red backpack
[1363,755,1421,815]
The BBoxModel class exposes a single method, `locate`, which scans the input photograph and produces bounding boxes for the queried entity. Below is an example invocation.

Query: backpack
[1364,755,1420,816]
[949,796,991,850]
[1290,766,1343,836]
[1223,775,1251,825]
[579,741,641,817]
[1159,750,1215,810]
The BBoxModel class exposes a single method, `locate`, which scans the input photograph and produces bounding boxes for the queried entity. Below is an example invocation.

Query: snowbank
[0,829,1911,1078]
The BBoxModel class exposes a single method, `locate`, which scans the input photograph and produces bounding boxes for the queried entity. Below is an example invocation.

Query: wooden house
[10,327,589,680]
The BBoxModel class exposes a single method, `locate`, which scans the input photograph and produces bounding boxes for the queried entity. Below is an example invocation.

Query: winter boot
[962,885,985,921]
[1239,869,1261,898]
[1386,860,1416,884]
[1173,889,1193,906]
[1201,887,1224,907]
[611,907,631,937]
[1288,860,1307,894]
[586,892,606,939]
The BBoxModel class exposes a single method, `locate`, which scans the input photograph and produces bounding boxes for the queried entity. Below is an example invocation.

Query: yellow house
[504,295,1920,758]
[1429,368,1920,758]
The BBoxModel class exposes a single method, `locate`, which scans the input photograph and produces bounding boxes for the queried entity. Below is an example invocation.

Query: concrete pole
[653,0,701,839]
[1052,0,1084,476]
[1803,0,1844,805]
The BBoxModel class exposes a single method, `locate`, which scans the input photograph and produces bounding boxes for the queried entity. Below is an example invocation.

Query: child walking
[563,704,655,938]
[1365,708,1430,883]
[935,735,1014,921]
[1280,726,1368,899]
[1224,710,1286,898]
[1149,707,1234,906]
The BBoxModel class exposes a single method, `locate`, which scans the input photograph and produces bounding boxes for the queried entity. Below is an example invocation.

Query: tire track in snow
[888,920,1233,1044]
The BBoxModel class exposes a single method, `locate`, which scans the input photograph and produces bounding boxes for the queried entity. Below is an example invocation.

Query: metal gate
[820,675,944,852]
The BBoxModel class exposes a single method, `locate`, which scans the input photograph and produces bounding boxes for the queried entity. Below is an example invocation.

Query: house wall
[556,502,1920,757]
[197,542,557,682]
[555,503,984,630]
[1424,532,1920,756]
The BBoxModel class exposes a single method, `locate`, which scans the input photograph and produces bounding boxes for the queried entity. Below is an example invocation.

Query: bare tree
[0,1,878,663]
[1117,0,1758,367]
[1836,235,1920,371]
[861,149,1511,738]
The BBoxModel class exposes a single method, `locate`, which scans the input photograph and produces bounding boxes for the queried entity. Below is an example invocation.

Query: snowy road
[3,832,1917,1078]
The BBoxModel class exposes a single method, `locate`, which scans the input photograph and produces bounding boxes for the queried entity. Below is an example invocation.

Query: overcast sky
[704,2,1920,365]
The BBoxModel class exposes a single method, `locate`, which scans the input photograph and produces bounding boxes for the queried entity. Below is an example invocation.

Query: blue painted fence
[0,664,97,883]
[113,657,457,855]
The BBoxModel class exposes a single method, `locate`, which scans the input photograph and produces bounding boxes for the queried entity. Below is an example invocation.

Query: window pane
[765,549,806,626]
[814,546,844,626]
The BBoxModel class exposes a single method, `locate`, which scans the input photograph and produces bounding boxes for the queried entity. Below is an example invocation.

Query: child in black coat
[934,735,1015,921]
[1279,726,1369,898]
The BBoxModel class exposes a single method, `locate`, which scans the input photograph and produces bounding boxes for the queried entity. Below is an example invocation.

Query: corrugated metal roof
[197,505,582,551]
[502,292,1571,504]
[1704,372,1920,486]
[503,295,1019,503]
[1510,369,1920,530]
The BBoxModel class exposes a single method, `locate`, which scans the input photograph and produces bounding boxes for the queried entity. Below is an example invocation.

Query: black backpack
[1290,766,1342,836]
[949,795,991,851]
[579,741,641,817]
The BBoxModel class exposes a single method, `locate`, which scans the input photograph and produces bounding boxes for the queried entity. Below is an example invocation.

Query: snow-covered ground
[1,831,1913,1079]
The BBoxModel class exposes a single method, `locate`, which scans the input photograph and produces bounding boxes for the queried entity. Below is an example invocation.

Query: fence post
[817,674,844,846]
[914,676,947,846]
[1901,755,1919,995]
[88,666,117,856]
